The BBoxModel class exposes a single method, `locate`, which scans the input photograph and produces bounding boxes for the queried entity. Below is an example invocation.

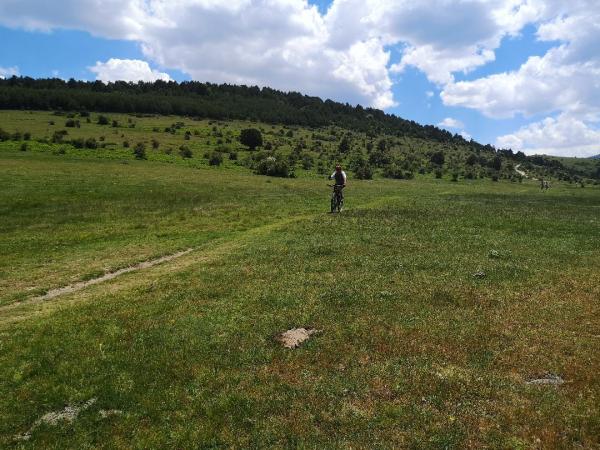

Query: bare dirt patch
[15,398,97,441]
[276,328,321,349]
[99,409,123,419]
[526,373,565,385]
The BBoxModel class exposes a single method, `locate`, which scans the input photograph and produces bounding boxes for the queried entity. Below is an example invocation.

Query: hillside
[0,77,475,147]
[1,77,597,184]
[1,106,598,186]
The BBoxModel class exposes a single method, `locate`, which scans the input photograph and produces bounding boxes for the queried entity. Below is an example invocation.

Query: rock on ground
[526,373,565,385]
[276,328,321,349]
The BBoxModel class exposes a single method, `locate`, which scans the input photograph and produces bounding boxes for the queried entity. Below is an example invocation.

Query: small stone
[526,373,565,385]
[99,409,123,419]
[473,271,486,278]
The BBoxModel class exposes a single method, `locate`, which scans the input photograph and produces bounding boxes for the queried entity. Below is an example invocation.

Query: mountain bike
[329,184,344,213]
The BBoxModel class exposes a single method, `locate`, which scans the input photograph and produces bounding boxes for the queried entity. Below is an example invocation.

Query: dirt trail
[36,249,194,302]
[0,213,315,326]
[515,164,537,181]
[0,197,402,326]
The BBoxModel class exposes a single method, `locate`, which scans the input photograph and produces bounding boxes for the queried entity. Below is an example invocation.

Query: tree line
[1,76,481,148]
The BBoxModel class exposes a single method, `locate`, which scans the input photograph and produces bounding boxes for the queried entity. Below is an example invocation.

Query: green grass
[1,124,599,448]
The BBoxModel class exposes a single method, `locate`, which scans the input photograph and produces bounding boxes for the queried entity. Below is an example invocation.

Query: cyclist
[328,164,347,211]
[329,164,347,188]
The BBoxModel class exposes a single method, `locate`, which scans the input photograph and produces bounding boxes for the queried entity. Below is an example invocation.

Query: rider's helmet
[335,164,342,172]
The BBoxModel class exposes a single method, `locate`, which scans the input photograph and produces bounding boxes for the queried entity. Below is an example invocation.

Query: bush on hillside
[208,151,224,166]
[382,163,404,179]
[430,150,445,166]
[97,115,110,125]
[240,128,263,150]
[255,156,294,178]
[179,145,193,158]
[85,138,98,149]
[133,142,147,160]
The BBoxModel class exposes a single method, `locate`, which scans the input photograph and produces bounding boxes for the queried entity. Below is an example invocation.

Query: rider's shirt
[331,170,347,186]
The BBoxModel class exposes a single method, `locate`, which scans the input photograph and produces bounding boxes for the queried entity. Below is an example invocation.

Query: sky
[0,0,599,157]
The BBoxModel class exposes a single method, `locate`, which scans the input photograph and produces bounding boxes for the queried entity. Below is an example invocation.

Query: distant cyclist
[329,164,347,189]
[328,164,347,212]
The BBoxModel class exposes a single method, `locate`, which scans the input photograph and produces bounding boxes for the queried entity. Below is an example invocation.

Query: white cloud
[438,117,464,129]
[460,130,472,141]
[89,58,172,83]
[441,45,600,120]
[439,1,600,155]
[0,66,19,79]
[496,114,600,157]
[0,0,554,109]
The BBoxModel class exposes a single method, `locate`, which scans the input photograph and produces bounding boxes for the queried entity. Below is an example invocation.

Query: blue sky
[0,0,598,157]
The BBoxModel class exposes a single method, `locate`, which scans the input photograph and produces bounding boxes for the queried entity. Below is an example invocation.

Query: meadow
[0,113,599,448]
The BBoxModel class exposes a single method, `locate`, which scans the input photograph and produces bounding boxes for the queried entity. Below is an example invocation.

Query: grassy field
[1,126,599,448]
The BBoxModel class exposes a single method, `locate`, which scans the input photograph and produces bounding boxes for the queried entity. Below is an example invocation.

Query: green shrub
[85,138,98,149]
[71,138,85,149]
[256,156,294,178]
[179,145,193,159]
[208,151,224,166]
[354,163,373,180]
[65,119,80,128]
[430,151,445,166]
[133,143,147,160]
[20,143,28,152]
[382,163,404,179]
[301,153,314,170]
[52,130,68,143]
[240,128,263,150]
[97,115,110,125]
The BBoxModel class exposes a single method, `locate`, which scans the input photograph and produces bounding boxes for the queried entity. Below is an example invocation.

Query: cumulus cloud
[0,0,553,109]
[440,1,600,155]
[438,117,464,129]
[441,0,600,117]
[89,58,172,82]
[0,66,19,79]
[460,130,472,141]
[441,45,600,120]
[496,114,600,157]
